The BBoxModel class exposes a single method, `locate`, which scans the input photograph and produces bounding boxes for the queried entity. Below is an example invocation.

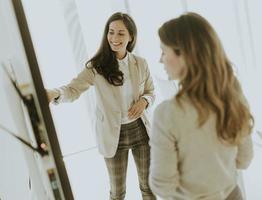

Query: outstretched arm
[46,64,95,104]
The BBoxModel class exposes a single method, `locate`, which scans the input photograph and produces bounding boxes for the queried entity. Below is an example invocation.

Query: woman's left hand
[128,98,148,119]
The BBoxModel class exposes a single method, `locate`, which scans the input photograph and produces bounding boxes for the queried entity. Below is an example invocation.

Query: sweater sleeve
[149,102,180,199]
[236,135,253,169]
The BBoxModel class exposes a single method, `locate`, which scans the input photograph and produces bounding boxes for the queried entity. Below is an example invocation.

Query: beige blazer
[54,52,155,158]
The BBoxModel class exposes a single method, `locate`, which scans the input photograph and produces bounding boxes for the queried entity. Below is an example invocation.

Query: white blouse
[118,54,136,124]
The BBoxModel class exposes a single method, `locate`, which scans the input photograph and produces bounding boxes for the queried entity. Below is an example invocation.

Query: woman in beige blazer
[47,12,156,200]
[149,12,254,200]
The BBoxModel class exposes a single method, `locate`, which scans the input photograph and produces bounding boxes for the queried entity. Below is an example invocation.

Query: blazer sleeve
[149,102,180,199]
[52,63,95,103]
[140,58,155,109]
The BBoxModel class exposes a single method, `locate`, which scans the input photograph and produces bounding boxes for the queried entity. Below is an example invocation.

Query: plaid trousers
[104,118,156,200]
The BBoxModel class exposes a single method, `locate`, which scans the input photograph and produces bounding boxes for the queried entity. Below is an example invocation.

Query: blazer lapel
[128,53,139,101]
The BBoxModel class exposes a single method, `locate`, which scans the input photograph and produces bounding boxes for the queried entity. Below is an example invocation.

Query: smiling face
[160,41,186,81]
[107,20,132,59]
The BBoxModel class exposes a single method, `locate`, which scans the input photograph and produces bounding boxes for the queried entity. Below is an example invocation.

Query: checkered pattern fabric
[104,118,156,200]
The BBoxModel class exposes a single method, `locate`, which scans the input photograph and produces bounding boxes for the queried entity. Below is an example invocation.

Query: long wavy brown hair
[86,12,137,86]
[159,12,254,145]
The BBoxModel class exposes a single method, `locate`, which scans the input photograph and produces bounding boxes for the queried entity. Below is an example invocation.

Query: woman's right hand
[46,89,60,103]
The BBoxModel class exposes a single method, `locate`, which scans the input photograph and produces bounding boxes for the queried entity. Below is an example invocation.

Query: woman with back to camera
[47,12,156,200]
[149,12,254,200]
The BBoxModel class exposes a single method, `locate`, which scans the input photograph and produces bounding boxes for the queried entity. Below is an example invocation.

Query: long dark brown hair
[86,12,137,86]
[159,12,254,145]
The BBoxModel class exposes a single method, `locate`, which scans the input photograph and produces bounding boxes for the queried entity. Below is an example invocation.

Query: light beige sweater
[149,98,253,200]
